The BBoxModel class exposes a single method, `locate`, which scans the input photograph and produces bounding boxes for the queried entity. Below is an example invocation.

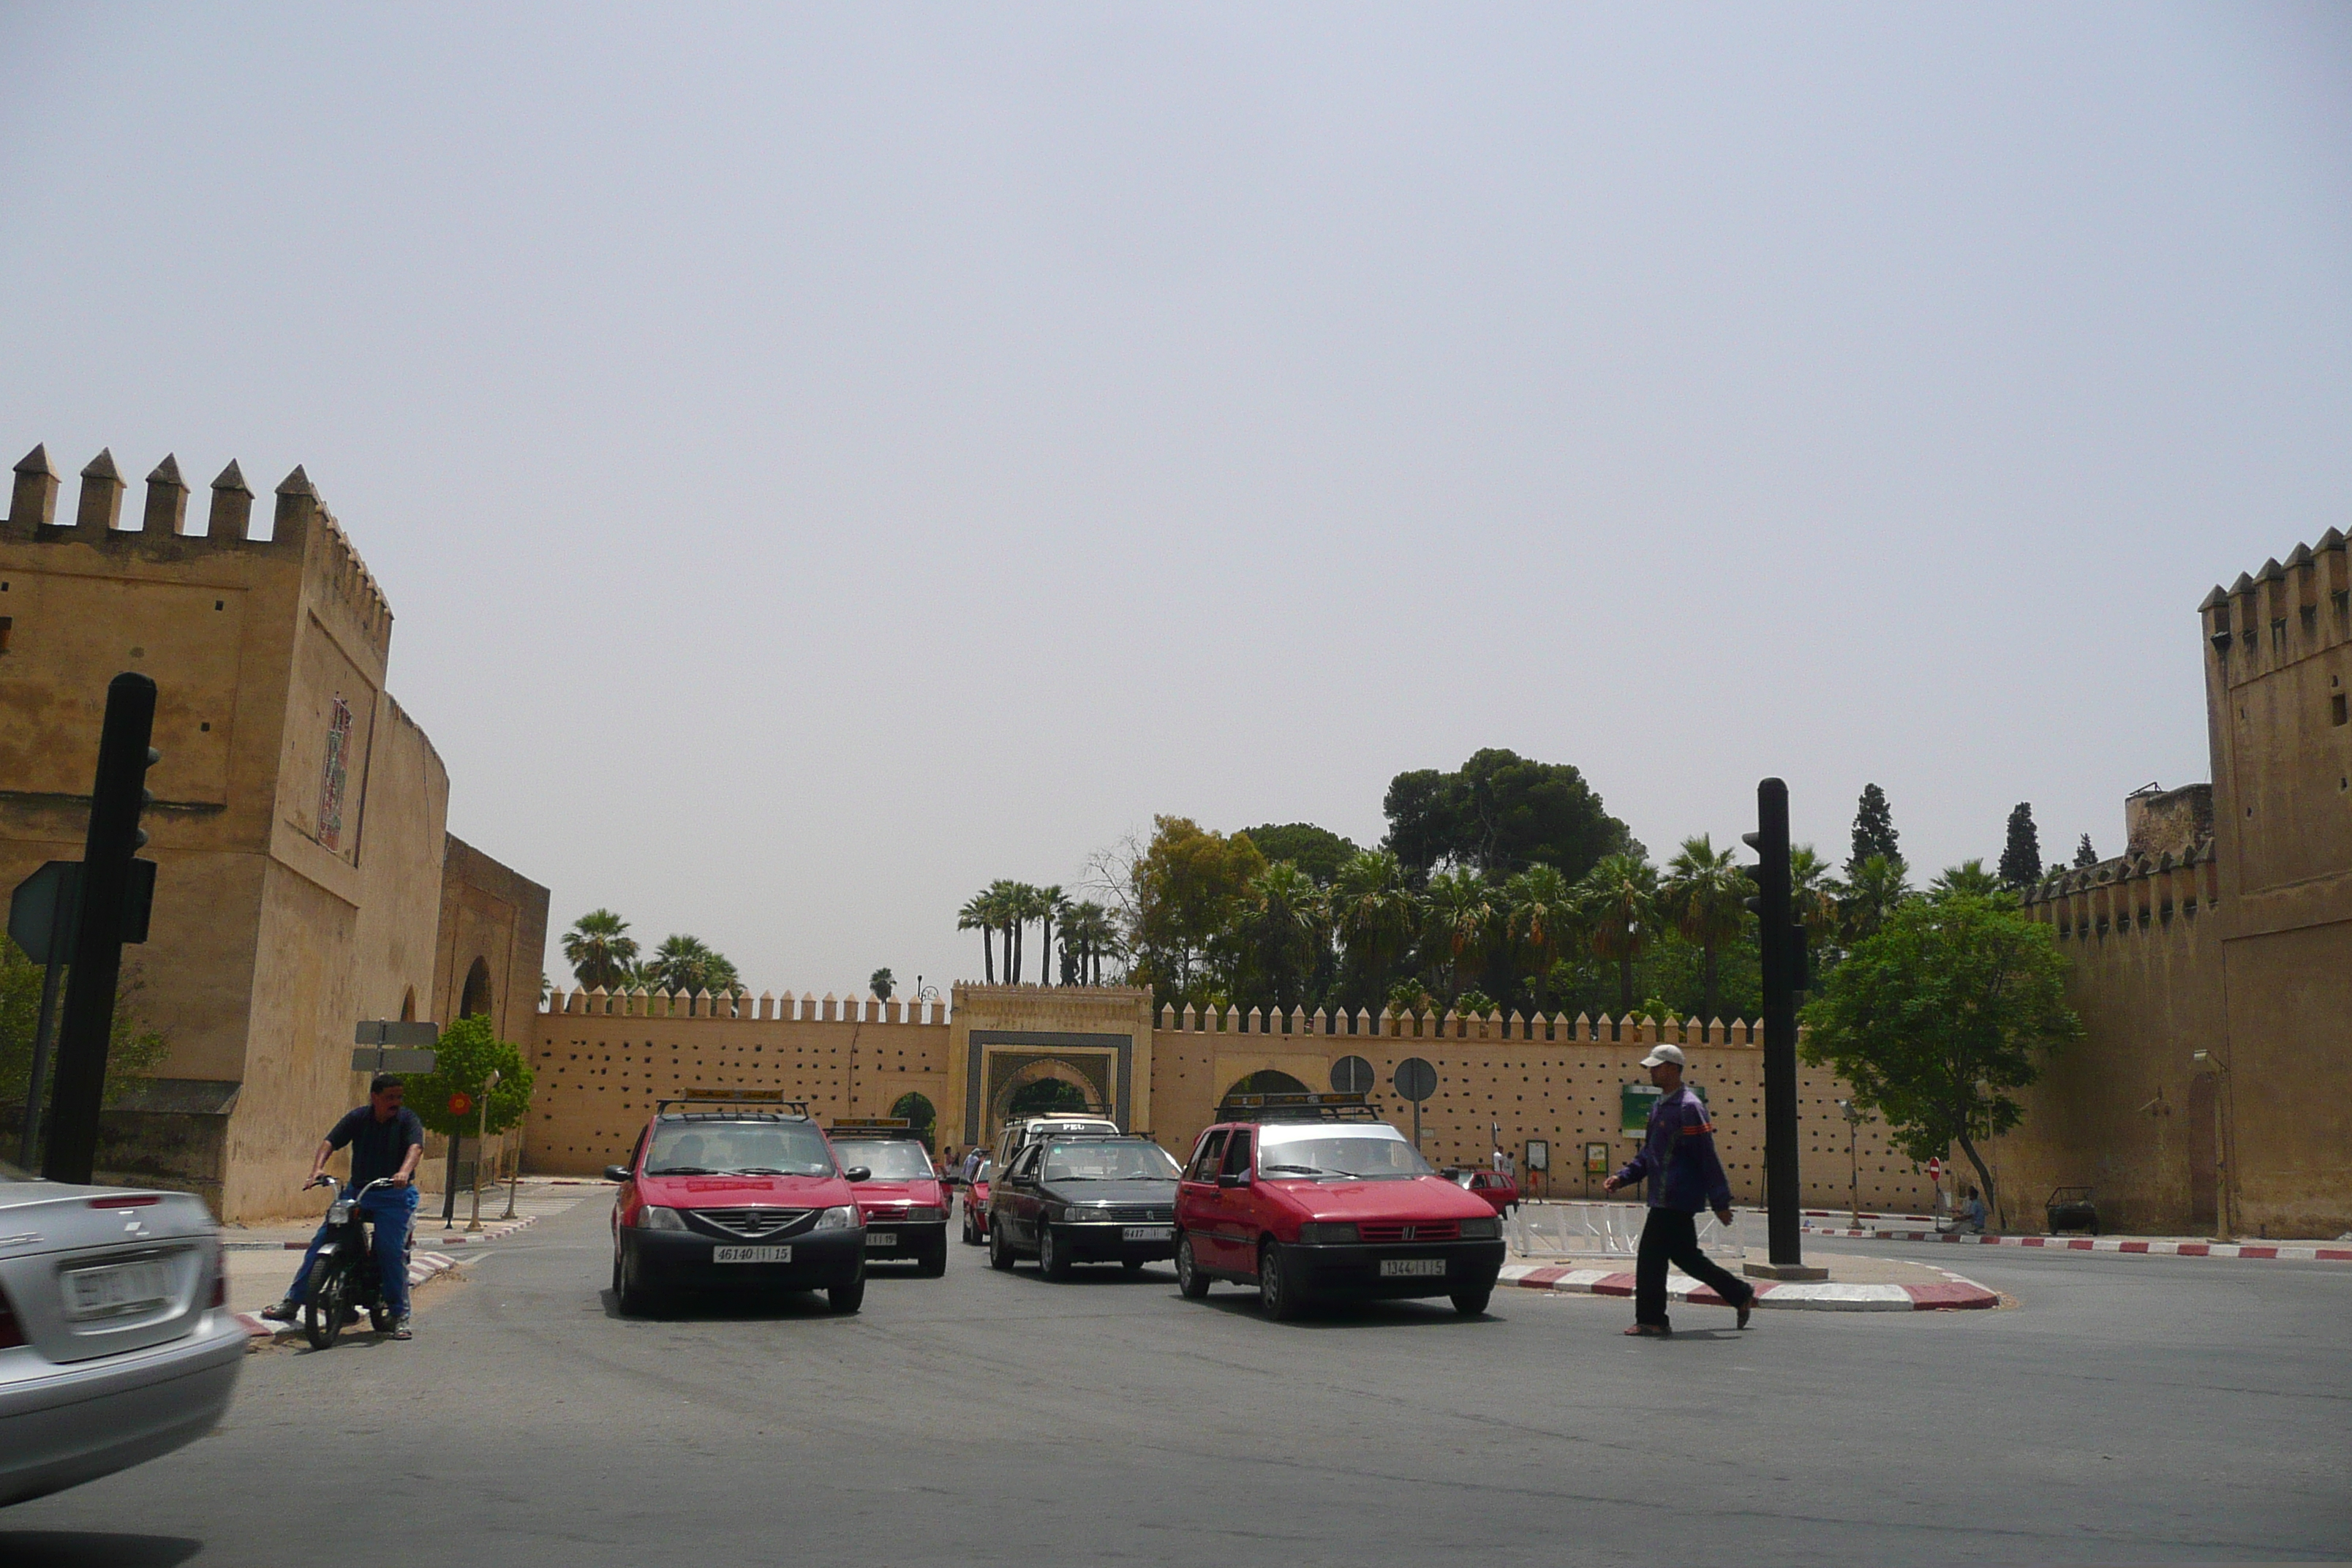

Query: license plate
[1379,1257,1447,1278]
[63,1257,175,1319]
[713,1245,791,1263]
[1123,1226,1172,1241]
[866,1232,897,1248]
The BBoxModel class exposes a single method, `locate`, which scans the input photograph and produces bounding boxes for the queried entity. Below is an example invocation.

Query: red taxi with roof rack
[606,1092,870,1316]
[826,1117,949,1277]
[1173,1093,1504,1320]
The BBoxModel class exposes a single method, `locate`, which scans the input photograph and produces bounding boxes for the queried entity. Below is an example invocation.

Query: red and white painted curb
[1801,1225,2352,1263]
[233,1250,463,1341]
[1499,1260,1997,1312]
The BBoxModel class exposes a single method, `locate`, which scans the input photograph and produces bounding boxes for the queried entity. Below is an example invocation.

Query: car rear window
[1042,1142,1180,1182]
[646,1119,834,1176]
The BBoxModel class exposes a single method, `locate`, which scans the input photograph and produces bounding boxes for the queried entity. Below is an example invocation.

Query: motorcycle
[299,1175,412,1349]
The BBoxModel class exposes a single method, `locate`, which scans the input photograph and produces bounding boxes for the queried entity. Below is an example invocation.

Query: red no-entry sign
[1926,1157,1943,1180]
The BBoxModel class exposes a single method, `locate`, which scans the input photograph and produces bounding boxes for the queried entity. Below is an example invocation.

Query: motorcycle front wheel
[303,1257,350,1350]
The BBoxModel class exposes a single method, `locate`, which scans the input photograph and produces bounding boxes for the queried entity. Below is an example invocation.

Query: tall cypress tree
[2073,832,2098,869]
[1999,803,2042,887]
[1848,783,1901,877]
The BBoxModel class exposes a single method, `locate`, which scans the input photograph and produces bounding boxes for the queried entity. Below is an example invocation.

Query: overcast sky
[4,4,2348,1003]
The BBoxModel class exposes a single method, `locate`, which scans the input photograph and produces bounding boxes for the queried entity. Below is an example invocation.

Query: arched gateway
[948,985,1158,1150]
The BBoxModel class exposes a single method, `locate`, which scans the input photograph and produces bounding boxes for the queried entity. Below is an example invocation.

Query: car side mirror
[845,1166,872,1183]
[603,1165,632,1183]
[1217,1172,1248,1189]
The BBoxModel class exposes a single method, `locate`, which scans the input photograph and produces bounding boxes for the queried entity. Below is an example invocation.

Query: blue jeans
[287,1184,418,1316]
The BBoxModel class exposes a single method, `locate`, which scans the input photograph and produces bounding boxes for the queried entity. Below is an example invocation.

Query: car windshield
[830,1139,935,1180]
[645,1120,835,1176]
[1042,1141,1180,1183]
[975,1161,994,1182]
[1256,1127,1433,1180]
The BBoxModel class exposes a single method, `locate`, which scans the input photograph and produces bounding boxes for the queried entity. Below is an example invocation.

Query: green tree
[1999,803,2043,888]
[402,1013,534,1218]
[1,938,171,1154]
[869,967,894,1001]
[1801,893,2080,1228]
[1847,783,1902,878]
[1930,859,2003,899]
[1789,844,1840,946]
[1420,867,1496,998]
[647,935,738,998]
[1126,818,1267,1009]
[2073,833,2098,869]
[1383,749,1635,881]
[1235,862,1327,1014]
[560,909,638,991]
[1452,987,1498,1017]
[1503,863,1578,990]
[1331,849,1419,1009]
[957,892,997,984]
[1662,834,1752,1022]
[1572,853,1659,1014]
[1240,823,1360,885]
[1035,885,1068,988]
[1838,854,1913,948]
[1059,901,1120,985]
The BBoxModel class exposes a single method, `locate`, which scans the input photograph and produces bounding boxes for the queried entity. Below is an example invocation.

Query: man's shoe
[1736,1293,1756,1330]
[257,1299,298,1323]
[1623,1323,1671,1338]
[390,1316,412,1341]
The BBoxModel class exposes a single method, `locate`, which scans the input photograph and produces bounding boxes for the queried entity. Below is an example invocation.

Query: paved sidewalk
[1502,1237,1998,1313]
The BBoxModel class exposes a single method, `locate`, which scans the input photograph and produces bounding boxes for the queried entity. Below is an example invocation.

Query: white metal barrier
[1504,1200,1744,1262]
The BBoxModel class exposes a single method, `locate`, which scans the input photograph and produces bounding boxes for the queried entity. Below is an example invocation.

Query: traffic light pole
[43,674,158,1186]
[1744,777,1825,1281]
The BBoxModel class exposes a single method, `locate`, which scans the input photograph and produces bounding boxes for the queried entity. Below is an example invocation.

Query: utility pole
[1744,777,1826,1282]
[44,674,159,1186]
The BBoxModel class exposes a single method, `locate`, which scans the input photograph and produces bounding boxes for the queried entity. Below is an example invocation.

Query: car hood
[854,1180,944,1205]
[636,1172,853,1208]
[1037,1178,1177,1207]
[1262,1176,1496,1223]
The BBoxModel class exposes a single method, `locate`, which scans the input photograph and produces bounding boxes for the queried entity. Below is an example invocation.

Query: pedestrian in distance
[1601,1044,1758,1338]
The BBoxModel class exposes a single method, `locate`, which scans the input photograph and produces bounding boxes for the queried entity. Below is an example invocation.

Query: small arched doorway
[399,987,417,1023]
[460,957,493,1019]
[889,1092,938,1150]
[1224,1069,1311,1100]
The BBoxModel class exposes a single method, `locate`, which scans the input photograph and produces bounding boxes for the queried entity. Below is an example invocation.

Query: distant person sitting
[1959,1186,1988,1234]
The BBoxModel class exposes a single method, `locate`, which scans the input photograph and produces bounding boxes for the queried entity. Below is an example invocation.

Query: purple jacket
[1612,1085,1732,1214]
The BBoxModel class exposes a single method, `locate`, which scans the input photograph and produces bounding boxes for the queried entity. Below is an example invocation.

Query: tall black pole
[1754,777,1804,1269]
[44,674,157,1186]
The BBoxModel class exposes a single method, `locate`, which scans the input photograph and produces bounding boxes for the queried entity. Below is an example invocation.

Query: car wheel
[302,1259,348,1350]
[916,1237,948,1278]
[617,1239,657,1317]
[1039,1225,1071,1280]
[1176,1234,1210,1300]
[961,1212,977,1246]
[829,1273,865,1315]
[988,1220,1014,1272]
[1259,1240,1303,1322]
[611,1243,624,1297]
[1450,1286,1492,1317]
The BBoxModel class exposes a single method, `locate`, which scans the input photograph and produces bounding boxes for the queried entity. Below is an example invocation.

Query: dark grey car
[0,1165,246,1507]
[985,1135,1181,1278]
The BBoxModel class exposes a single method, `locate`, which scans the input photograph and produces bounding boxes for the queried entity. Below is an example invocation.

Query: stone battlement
[546,984,949,1025]
[2200,528,2350,690]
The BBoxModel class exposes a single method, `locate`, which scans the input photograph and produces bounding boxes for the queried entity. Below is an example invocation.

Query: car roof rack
[1215,1090,1384,1123]
[656,1090,813,1119]
[828,1116,919,1138]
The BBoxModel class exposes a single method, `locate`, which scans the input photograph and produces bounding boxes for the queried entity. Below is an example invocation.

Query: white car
[1,1159,246,1507]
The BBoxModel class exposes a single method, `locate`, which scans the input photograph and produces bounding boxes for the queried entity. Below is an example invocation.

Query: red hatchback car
[826,1123,949,1277]
[607,1096,870,1315]
[1174,1096,1505,1319]
[958,1159,994,1245]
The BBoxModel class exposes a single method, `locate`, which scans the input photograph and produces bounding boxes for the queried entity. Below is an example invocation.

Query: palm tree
[560,908,638,991]
[1504,864,1576,986]
[1930,859,2002,899]
[957,892,996,984]
[987,880,1026,983]
[1240,862,1327,1014]
[1333,849,1417,1005]
[647,934,736,998]
[1422,867,1496,1001]
[1573,853,1659,1014]
[1662,834,1752,1022]
[1789,845,1839,946]
[1036,884,1068,987]
[1839,853,1913,947]
[1060,901,1119,984]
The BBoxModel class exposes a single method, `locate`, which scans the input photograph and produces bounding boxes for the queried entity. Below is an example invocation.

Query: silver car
[1,1160,246,1507]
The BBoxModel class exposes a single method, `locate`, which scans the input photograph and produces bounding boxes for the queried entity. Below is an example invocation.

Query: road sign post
[44,674,159,1186]
[1392,1057,1436,1149]
[1741,777,1825,1282]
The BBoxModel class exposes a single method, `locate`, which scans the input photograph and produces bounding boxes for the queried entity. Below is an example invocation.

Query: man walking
[260,1072,426,1339]
[1601,1044,1757,1338]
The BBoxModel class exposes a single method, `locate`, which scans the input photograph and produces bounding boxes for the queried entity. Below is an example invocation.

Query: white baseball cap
[1638,1044,1686,1068]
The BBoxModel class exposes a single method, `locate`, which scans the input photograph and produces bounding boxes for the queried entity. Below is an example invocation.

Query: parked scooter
[298,1175,412,1349]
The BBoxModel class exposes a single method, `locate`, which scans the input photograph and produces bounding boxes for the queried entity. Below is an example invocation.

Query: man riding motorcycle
[260,1072,426,1340]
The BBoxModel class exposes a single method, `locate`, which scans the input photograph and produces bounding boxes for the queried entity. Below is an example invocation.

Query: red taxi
[959,1159,994,1245]
[1447,1167,1520,1215]
[607,1094,870,1315]
[826,1119,949,1277]
[1174,1095,1504,1320]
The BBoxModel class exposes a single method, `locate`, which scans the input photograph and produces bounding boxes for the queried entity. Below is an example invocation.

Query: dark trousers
[1635,1206,1753,1327]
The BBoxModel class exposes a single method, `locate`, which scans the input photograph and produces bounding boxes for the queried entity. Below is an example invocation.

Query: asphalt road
[6,1201,2346,1567]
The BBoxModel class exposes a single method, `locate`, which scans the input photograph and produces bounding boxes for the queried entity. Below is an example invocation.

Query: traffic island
[1500,1247,1999,1313]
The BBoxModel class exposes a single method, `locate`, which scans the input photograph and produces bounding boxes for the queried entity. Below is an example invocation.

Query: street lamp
[1836,1098,1869,1230]
[467,1069,501,1233]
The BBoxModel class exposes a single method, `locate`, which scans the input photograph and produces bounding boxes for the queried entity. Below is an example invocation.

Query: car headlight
[1459,1216,1501,1240]
[635,1205,686,1231]
[813,1205,859,1231]
[1297,1221,1359,1244]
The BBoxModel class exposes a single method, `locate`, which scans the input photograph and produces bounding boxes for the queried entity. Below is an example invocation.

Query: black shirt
[328,1105,426,1188]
